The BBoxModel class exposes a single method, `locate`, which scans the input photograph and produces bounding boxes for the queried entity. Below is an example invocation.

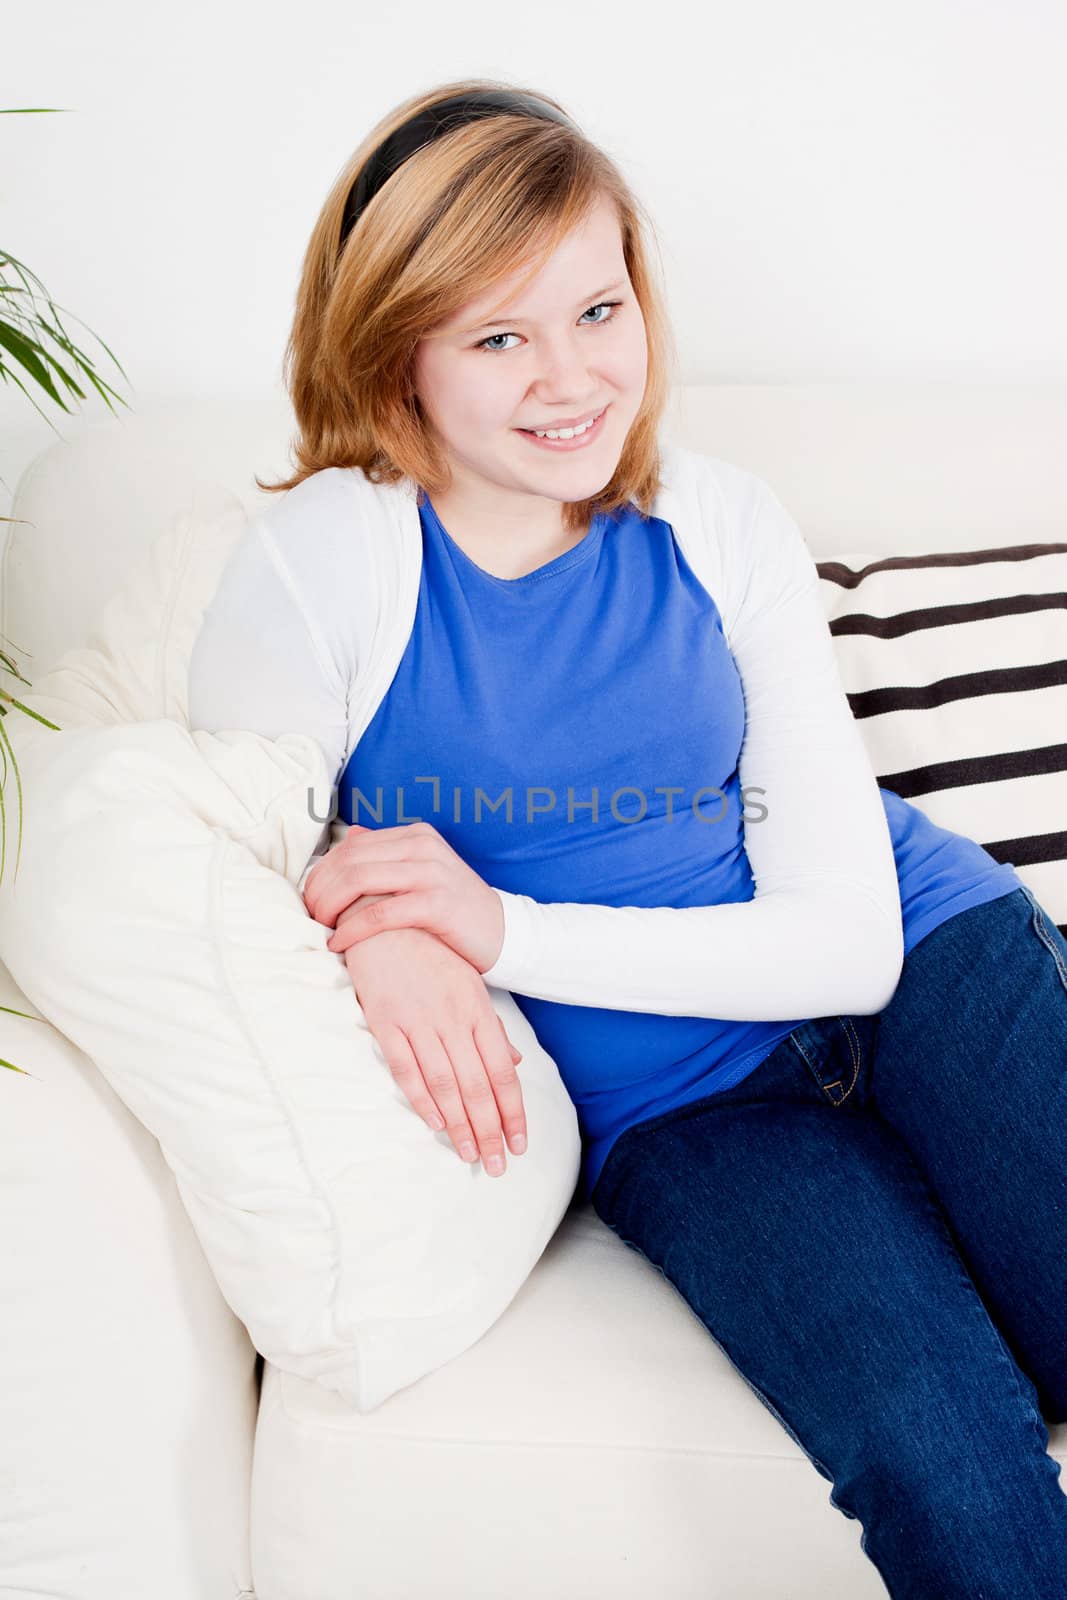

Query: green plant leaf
[0,708,24,883]
[0,696,60,729]
[0,249,131,419]
[0,318,70,404]
[0,649,33,687]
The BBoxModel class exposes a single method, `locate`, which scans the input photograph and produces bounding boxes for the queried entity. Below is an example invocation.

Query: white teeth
[530,407,603,440]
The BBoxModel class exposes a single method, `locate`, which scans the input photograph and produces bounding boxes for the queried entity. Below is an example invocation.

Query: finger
[318,862,424,932]
[477,1014,528,1155]
[405,1027,482,1165]
[301,858,338,918]
[376,1026,449,1135]
[302,851,369,915]
[325,890,429,953]
[348,821,425,842]
[303,866,364,928]
[341,822,440,863]
[442,1028,511,1176]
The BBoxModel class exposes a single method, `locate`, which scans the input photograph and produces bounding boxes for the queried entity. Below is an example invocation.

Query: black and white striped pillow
[818,542,1067,938]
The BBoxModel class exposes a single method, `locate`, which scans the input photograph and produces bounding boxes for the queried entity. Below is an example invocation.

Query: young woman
[188,76,1067,1597]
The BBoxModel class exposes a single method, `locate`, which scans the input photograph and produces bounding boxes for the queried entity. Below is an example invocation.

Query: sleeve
[187,516,351,889]
[478,478,904,1020]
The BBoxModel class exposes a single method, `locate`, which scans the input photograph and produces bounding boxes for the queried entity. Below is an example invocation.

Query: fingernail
[511,1133,527,1154]
[459,1141,477,1162]
[486,1154,505,1176]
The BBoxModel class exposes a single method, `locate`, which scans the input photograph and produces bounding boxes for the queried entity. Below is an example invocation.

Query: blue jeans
[590,884,1067,1598]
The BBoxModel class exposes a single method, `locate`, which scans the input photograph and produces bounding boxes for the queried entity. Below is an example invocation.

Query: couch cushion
[249,1202,1067,1598]
[0,959,257,1600]
[0,396,298,680]
[818,541,1067,934]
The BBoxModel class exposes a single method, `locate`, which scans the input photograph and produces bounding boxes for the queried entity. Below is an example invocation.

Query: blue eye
[475,300,623,354]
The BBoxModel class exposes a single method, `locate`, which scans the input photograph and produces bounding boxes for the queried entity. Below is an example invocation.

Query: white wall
[3,0,1065,517]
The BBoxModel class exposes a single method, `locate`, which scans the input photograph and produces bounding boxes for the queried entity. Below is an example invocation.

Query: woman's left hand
[302,821,506,975]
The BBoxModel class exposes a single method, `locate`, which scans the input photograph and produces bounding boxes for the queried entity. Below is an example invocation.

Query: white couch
[2,382,1065,1600]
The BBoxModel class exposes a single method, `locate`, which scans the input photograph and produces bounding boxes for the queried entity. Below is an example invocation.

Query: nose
[527,332,602,411]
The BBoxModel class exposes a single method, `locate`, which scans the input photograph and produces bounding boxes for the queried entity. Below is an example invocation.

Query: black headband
[338,90,579,258]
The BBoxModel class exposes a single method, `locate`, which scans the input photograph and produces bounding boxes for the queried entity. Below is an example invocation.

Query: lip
[515,404,610,452]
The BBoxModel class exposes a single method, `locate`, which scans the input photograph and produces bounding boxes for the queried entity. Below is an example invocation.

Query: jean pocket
[789,1016,863,1106]
[1018,883,1067,998]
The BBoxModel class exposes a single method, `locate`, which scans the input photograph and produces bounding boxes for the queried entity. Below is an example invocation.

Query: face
[412,193,648,536]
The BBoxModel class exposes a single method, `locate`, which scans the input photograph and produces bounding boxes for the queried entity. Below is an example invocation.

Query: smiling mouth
[515,404,610,449]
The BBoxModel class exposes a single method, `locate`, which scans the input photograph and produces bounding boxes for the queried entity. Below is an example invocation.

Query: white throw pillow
[0,491,581,1413]
[817,540,1067,933]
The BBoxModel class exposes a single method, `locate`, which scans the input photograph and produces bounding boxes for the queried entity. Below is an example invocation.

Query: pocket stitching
[837,1017,862,1103]
[1021,885,1067,997]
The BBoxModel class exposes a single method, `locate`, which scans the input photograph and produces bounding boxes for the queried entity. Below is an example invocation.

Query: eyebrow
[459,280,627,335]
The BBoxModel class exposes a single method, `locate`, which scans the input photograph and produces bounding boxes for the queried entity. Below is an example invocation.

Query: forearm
[480,880,904,1021]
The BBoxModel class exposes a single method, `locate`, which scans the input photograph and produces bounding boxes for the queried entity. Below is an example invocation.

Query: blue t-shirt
[339,493,1021,1205]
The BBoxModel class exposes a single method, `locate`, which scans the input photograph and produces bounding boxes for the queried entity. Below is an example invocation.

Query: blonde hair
[258,76,678,536]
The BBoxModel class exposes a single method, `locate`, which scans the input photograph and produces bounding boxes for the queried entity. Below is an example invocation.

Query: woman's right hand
[339,914,528,1178]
